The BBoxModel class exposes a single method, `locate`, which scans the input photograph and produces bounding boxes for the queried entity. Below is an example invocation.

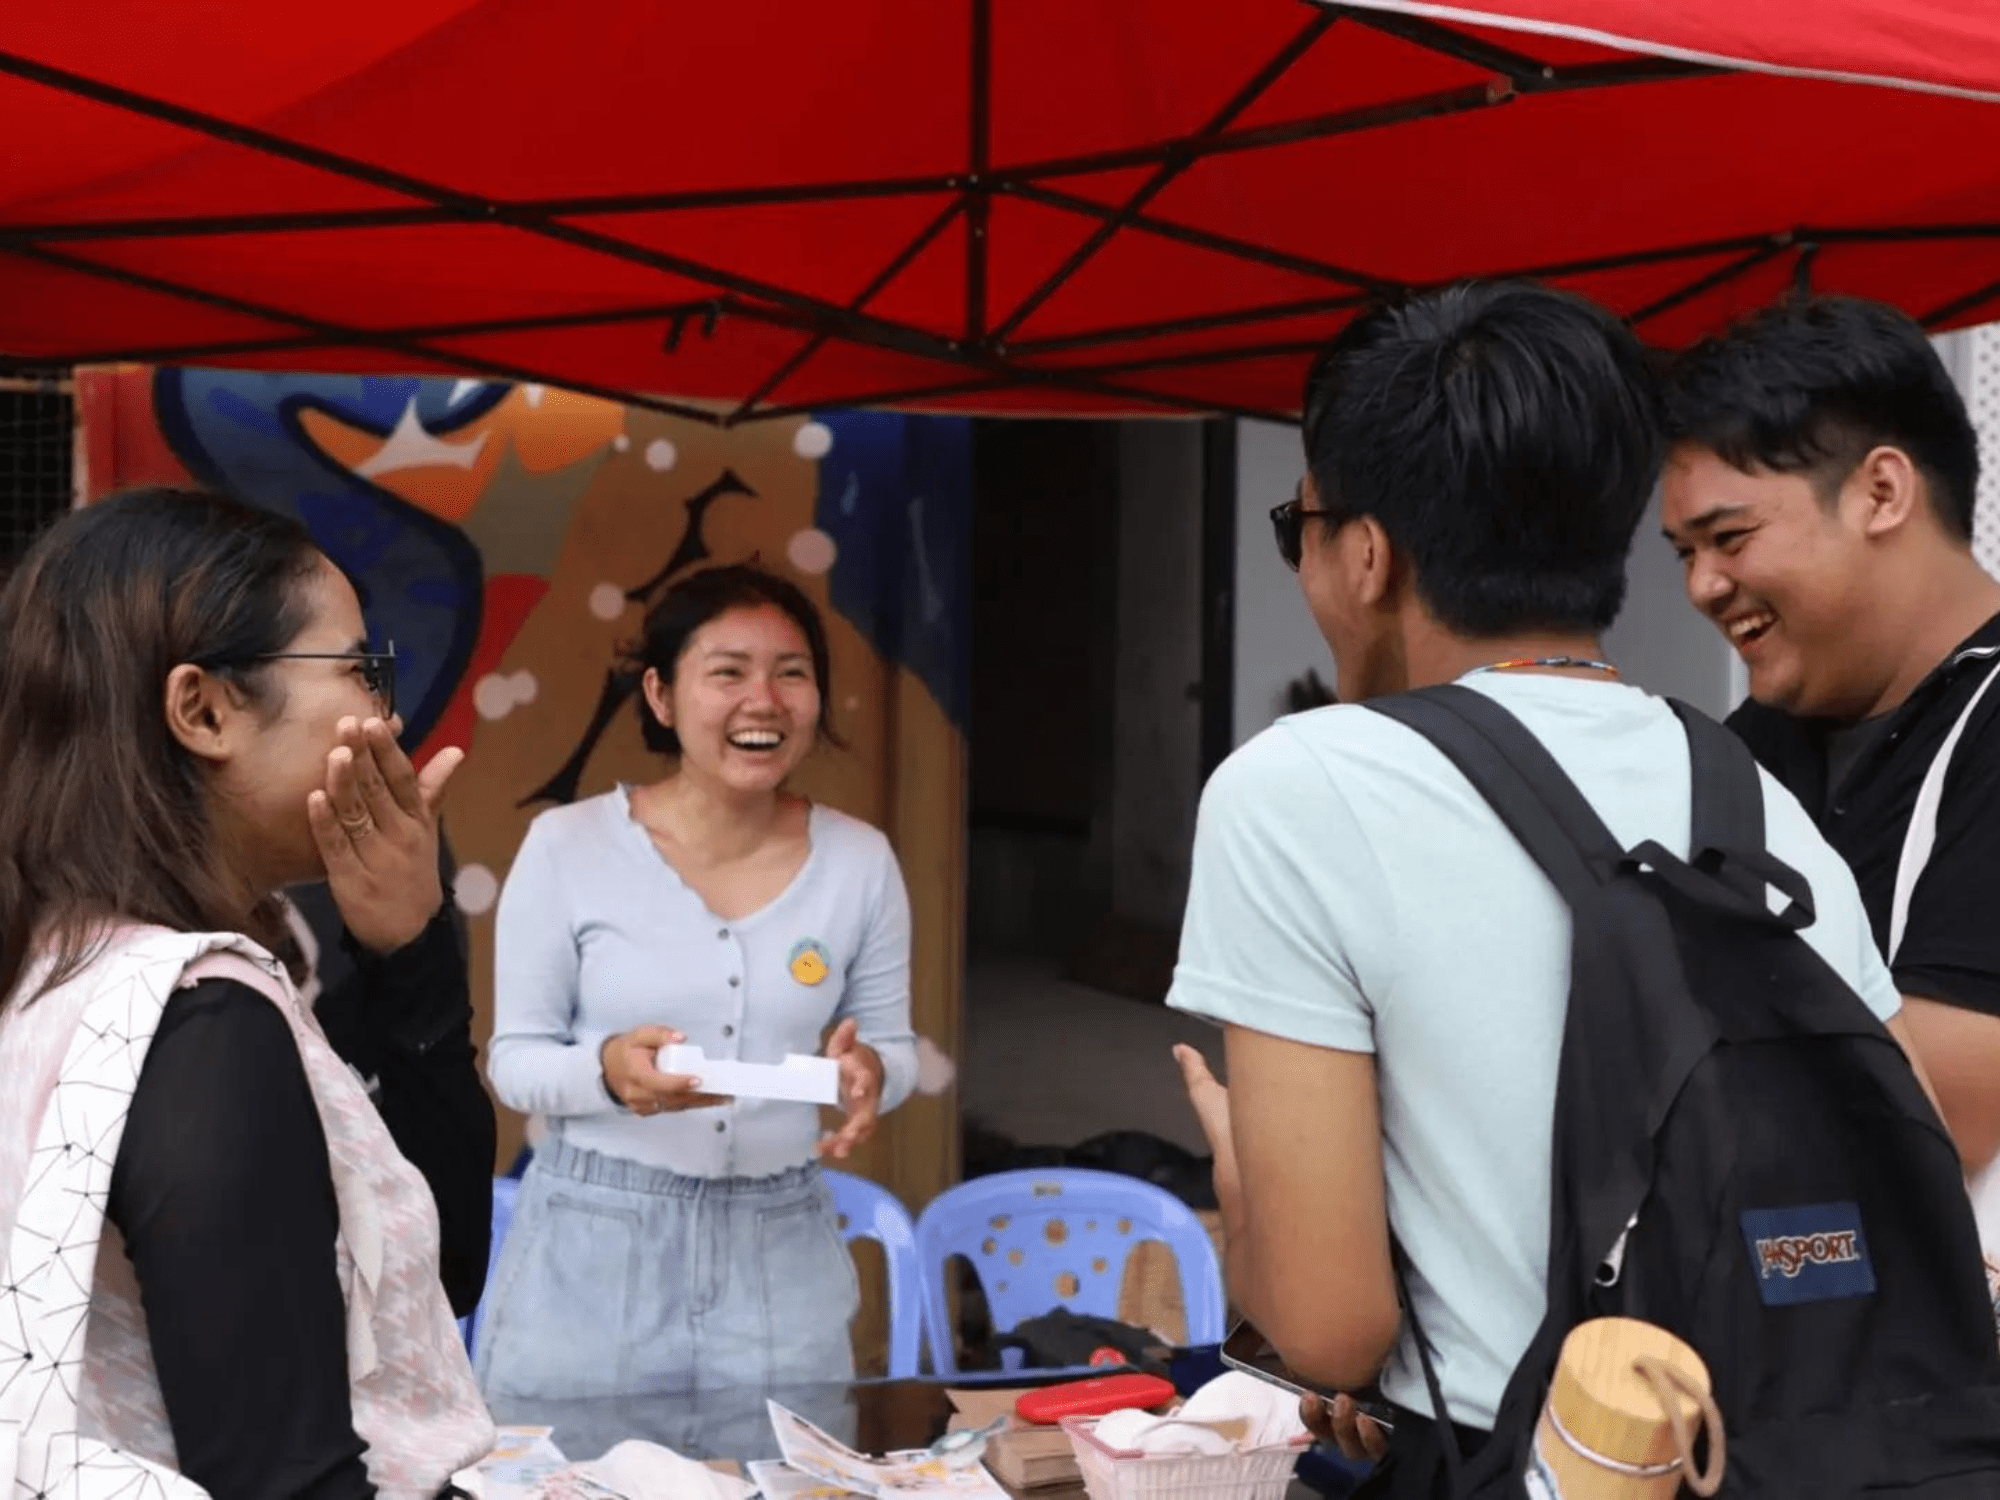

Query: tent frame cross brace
[4,4,2000,422]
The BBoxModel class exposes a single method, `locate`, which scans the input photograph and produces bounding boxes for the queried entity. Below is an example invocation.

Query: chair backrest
[463,1175,521,1358]
[823,1168,924,1379]
[912,1168,1225,1376]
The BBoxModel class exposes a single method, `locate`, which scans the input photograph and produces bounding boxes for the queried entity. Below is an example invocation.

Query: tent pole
[725,198,973,423]
[0,241,726,424]
[966,0,992,343]
[1628,242,1793,328]
[988,7,1339,344]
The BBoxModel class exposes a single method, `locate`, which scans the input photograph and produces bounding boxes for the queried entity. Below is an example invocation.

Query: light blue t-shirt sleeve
[835,835,919,1114]
[1167,721,1396,1054]
[1851,937,1902,1023]
[486,812,621,1118]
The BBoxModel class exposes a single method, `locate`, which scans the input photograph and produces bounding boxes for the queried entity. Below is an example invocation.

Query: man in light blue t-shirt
[1168,282,1937,1481]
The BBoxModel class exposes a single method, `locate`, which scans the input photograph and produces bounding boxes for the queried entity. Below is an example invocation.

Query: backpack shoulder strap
[1669,697,1765,855]
[1389,1236,1465,1491]
[1367,683,1623,908]
[1666,700,1815,928]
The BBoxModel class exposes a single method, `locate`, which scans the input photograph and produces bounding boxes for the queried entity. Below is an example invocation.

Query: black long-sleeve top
[104,909,495,1500]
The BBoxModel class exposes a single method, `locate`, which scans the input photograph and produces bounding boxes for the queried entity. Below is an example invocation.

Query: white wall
[1231,420,1743,729]
[1233,420,1331,744]
[1604,494,1737,717]
[1933,327,2000,583]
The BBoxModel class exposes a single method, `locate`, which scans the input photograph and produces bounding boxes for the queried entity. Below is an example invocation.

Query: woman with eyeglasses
[0,488,495,1500]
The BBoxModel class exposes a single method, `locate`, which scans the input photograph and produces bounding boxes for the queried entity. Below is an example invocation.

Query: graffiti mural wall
[77,367,971,1201]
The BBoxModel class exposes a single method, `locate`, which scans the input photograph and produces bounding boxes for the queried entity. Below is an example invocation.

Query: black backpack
[1364,685,2000,1498]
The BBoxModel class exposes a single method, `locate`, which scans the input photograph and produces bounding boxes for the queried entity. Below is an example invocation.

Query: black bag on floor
[1363,685,2000,1498]
[993,1310,1170,1373]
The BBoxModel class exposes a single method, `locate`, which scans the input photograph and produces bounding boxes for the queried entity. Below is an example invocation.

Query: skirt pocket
[476,1187,644,1401]
[755,1187,859,1386]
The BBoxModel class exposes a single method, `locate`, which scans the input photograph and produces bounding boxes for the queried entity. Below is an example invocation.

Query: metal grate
[0,370,76,566]
[1960,326,2000,580]
[1967,327,2000,582]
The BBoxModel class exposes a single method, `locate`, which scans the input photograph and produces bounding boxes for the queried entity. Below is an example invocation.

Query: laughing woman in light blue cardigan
[475,564,917,1401]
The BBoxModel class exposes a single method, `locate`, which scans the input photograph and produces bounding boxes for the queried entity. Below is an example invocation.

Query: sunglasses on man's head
[1269,485,1343,572]
[249,641,399,719]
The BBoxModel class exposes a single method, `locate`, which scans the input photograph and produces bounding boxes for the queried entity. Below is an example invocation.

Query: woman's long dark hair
[0,487,323,1009]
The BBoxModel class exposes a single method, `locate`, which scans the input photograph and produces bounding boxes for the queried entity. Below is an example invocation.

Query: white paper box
[660,1045,840,1105]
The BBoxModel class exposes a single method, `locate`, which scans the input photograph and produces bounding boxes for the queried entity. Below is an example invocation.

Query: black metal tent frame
[4,2,2000,424]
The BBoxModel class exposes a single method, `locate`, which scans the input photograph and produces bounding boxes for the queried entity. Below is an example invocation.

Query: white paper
[453,1425,569,1500]
[745,1459,871,1498]
[1088,1372,1307,1457]
[662,1046,840,1105]
[574,1439,756,1500]
[457,1433,754,1500]
[766,1401,1009,1498]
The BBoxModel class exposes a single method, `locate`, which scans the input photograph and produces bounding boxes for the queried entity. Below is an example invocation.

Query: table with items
[472,1370,1349,1500]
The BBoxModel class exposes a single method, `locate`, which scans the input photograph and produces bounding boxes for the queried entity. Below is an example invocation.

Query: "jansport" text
[1755,1230,1862,1279]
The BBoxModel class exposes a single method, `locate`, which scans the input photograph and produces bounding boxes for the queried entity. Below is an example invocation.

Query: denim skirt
[472,1138,859,1401]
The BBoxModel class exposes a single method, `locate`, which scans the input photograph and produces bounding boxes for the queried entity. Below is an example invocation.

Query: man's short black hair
[1665,295,1979,541]
[1302,280,1664,637]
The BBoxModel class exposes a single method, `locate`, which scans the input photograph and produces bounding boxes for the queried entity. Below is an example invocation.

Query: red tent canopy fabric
[5,0,2000,421]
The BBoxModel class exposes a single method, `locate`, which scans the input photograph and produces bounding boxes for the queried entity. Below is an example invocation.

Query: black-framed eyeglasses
[1269,486,1344,572]
[249,641,398,718]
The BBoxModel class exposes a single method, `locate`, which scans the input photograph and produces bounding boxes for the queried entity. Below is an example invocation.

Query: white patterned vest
[0,926,495,1499]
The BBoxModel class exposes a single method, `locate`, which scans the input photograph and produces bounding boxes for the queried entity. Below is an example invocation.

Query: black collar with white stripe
[1728,610,2000,991]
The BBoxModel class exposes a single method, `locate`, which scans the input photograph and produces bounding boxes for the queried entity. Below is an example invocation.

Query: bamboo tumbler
[1524,1317,1725,1499]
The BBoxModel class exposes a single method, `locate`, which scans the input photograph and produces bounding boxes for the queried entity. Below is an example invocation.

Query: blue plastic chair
[461,1175,521,1358]
[913,1168,1225,1376]
[823,1168,924,1379]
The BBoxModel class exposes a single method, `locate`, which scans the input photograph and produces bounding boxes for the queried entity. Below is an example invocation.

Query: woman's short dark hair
[1664,295,1980,541]
[1302,280,1665,637]
[623,564,841,756]
[0,487,323,1009]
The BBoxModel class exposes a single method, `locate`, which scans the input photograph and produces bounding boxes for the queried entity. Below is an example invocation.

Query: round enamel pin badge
[788,938,831,986]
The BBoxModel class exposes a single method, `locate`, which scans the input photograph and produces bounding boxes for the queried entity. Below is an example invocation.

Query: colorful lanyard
[1471,655,1621,678]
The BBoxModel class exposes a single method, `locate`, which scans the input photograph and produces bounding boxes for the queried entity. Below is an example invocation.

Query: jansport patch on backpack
[1367,685,2000,1498]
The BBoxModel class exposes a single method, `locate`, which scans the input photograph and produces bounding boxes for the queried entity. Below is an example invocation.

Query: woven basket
[1060,1415,1304,1500]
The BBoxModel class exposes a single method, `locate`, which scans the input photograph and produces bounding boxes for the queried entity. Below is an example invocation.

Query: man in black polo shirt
[1661,296,2000,1261]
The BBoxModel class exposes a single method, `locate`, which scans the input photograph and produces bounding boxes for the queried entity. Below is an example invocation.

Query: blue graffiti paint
[154,369,496,748]
[813,411,972,729]
[149,371,971,744]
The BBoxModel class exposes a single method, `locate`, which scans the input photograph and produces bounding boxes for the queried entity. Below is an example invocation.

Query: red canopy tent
[4,0,2000,422]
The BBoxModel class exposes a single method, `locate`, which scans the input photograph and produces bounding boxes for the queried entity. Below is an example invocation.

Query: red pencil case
[1014,1373,1178,1425]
